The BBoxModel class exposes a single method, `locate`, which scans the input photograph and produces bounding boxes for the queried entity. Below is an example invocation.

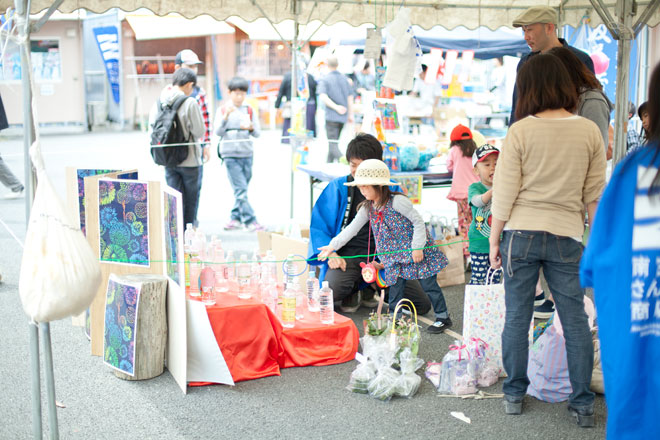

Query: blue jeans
[165,165,202,227]
[500,230,594,410]
[388,275,448,319]
[224,157,256,225]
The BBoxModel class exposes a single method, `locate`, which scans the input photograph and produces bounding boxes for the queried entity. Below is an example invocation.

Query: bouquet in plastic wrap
[388,299,421,362]
[347,296,425,401]
[467,337,499,387]
[367,340,400,401]
[347,292,389,395]
[438,342,478,395]
[347,352,376,394]
[394,348,424,398]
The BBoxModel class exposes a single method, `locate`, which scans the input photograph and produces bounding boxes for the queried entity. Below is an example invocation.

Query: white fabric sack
[19,142,102,322]
[383,8,422,92]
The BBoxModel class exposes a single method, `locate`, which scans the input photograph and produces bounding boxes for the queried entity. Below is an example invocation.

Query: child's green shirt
[468,181,492,253]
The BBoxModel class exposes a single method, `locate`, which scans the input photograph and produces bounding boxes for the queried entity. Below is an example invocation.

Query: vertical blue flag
[92,26,120,104]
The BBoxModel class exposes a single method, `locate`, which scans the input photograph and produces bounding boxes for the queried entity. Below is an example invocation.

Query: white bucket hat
[344,159,397,186]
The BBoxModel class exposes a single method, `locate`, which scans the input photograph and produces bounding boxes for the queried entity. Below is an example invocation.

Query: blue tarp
[341,26,530,60]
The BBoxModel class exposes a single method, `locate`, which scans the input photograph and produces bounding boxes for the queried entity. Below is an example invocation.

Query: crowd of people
[307,5,659,435]
[141,5,660,434]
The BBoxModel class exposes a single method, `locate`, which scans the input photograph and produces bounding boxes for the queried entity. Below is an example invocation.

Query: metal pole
[40,323,59,440]
[28,322,42,439]
[290,0,299,219]
[16,0,36,222]
[15,2,43,438]
[613,0,634,165]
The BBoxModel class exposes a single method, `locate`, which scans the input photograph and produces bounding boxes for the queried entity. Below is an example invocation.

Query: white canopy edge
[226,16,374,41]
[5,0,659,31]
[125,13,235,40]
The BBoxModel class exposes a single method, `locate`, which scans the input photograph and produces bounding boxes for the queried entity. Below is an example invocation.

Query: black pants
[326,120,344,163]
[165,165,202,227]
[324,258,432,315]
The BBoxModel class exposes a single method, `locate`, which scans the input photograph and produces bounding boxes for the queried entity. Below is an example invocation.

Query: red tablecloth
[190,293,359,384]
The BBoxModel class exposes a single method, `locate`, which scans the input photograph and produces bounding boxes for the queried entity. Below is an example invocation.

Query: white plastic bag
[19,142,102,322]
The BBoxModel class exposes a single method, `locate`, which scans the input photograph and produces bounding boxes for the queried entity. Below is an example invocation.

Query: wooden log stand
[112,274,168,381]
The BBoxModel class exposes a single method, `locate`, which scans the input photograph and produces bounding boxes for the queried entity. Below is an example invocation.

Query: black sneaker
[360,289,379,308]
[427,317,452,334]
[567,405,595,428]
[504,396,523,415]
[534,290,546,307]
[534,299,555,319]
[339,290,362,313]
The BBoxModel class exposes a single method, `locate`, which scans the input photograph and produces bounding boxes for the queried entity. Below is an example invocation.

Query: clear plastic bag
[394,348,424,398]
[367,340,399,401]
[438,342,478,395]
[425,361,442,388]
[467,337,499,387]
[19,142,102,322]
[368,367,399,401]
[347,353,376,394]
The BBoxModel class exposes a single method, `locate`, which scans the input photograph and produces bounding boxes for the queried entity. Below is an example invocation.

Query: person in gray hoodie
[549,47,614,153]
[149,68,205,227]
[214,77,263,231]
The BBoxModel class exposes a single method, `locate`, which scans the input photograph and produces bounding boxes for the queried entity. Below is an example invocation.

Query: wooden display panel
[84,175,164,357]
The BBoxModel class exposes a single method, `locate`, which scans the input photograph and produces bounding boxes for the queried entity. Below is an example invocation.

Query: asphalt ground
[0,129,606,439]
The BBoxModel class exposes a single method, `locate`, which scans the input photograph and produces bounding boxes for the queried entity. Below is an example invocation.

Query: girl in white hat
[318,159,452,333]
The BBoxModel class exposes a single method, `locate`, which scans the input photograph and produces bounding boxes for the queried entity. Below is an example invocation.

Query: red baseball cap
[450,124,472,142]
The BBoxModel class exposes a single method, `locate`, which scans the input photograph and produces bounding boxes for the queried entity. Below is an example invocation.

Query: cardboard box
[257,230,273,255]
[257,228,310,255]
[271,233,310,290]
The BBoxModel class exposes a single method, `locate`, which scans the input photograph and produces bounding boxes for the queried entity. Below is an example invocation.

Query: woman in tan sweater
[489,54,606,426]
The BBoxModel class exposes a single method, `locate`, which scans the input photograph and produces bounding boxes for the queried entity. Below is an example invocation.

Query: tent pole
[28,322,42,439]
[613,0,634,165]
[16,0,36,221]
[15,2,42,439]
[290,0,299,219]
[40,322,59,440]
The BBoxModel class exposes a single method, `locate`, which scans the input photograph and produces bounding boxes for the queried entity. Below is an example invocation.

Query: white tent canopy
[125,12,235,40]
[6,0,660,30]
[226,16,374,41]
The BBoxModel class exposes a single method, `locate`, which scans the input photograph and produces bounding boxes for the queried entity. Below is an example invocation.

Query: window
[0,39,62,82]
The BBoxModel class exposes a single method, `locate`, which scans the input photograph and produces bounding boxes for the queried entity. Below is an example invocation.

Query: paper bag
[462,279,506,374]
[435,236,465,287]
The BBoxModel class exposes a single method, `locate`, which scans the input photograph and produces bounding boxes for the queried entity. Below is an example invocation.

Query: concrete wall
[1,19,85,127]
[121,26,235,129]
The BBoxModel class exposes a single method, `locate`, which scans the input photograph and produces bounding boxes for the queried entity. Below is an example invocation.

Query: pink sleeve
[446,146,457,172]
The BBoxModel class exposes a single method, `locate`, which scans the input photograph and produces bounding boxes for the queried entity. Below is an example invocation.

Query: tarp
[6,0,660,31]
[341,25,530,60]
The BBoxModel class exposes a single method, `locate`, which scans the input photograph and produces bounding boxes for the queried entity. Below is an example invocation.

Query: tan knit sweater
[492,115,606,237]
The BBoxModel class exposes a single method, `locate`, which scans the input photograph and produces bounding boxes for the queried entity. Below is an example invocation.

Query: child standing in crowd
[446,124,479,260]
[467,144,501,285]
[638,101,650,145]
[215,77,263,232]
[318,159,452,334]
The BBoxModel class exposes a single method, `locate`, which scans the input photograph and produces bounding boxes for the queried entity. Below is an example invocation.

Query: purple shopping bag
[527,324,571,403]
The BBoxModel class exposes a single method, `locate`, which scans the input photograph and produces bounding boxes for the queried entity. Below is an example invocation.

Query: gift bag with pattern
[462,269,506,375]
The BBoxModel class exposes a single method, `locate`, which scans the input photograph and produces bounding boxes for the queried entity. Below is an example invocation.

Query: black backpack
[150,95,190,167]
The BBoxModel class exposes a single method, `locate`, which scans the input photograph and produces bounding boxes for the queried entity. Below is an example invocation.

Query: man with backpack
[149,67,205,227]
